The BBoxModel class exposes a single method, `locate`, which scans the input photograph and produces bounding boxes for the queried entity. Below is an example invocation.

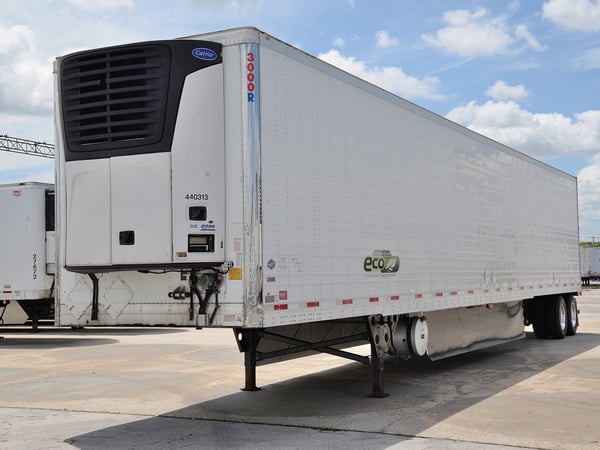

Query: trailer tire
[565,295,579,336]
[544,295,567,340]
[531,299,548,339]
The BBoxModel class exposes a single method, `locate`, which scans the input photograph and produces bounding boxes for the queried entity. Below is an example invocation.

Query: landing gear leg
[236,329,261,391]
[368,351,388,398]
[367,315,396,398]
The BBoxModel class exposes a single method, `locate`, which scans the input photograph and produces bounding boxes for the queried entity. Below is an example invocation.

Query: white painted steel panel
[46,231,56,274]
[171,64,225,264]
[0,183,54,301]
[580,247,591,277]
[254,33,579,327]
[581,246,600,277]
[110,153,172,265]
[65,159,111,266]
[56,268,245,327]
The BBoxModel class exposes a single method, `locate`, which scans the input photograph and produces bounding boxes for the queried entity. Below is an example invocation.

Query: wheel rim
[570,301,577,328]
[559,300,567,331]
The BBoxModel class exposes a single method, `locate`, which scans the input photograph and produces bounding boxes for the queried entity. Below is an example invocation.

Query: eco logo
[363,250,400,273]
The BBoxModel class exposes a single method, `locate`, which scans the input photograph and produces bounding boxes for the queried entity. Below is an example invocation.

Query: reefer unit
[0,182,55,326]
[54,27,581,395]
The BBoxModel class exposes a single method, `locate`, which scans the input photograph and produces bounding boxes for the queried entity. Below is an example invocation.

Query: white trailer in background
[0,183,55,328]
[53,27,581,395]
[580,246,600,284]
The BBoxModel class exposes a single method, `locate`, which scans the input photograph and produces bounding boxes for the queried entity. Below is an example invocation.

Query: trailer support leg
[368,347,389,398]
[366,315,394,398]
[239,329,261,392]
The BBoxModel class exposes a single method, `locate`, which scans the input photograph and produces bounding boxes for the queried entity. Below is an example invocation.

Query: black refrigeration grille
[61,44,170,153]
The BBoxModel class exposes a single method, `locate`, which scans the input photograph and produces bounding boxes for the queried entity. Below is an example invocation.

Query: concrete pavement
[1,289,599,449]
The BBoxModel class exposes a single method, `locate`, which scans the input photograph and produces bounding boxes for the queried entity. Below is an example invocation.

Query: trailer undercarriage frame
[234,314,396,397]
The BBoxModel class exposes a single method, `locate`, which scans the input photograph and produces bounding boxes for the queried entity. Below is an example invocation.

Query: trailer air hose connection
[189,269,222,325]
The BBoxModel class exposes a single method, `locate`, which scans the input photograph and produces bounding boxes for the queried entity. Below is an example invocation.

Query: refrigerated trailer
[580,246,600,284]
[0,183,55,328]
[53,27,581,395]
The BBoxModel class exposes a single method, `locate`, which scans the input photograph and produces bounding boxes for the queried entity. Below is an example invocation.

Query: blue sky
[1,0,600,238]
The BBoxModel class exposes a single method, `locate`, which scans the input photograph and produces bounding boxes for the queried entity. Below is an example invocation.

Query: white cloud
[318,49,444,101]
[575,47,600,70]
[230,0,264,13]
[543,0,600,32]
[422,7,545,57]
[375,30,399,48]
[0,112,55,144]
[446,100,600,159]
[486,80,530,102]
[0,24,35,53]
[65,0,134,10]
[443,7,488,26]
[332,36,345,48]
[514,25,546,52]
[0,25,53,115]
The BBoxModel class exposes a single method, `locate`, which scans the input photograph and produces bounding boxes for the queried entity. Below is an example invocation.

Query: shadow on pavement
[0,327,187,349]
[65,330,600,449]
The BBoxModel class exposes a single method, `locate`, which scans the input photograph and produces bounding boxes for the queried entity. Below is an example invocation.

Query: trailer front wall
[256,37,580,327]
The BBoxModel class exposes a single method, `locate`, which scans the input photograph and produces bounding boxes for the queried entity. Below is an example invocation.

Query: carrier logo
[192,48,218,61]
[363,250,400,273]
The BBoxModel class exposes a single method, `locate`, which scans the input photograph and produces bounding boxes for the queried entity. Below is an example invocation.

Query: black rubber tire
[565,295,579,336]
[531,299,548,339]
[545,295,567,339]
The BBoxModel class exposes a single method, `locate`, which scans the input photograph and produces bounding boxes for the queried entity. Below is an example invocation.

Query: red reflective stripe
[468,290,474,294]
[415,293,423,299]
[435,292,443,297]
[369,297,379,303]
[307,301,320,308]
[450,291,457,296]
[342,299,353,305]
[390,295,400,301]
[274,304,288,311]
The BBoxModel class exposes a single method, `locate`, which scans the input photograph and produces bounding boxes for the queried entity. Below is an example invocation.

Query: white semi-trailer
[580,246,600,284]
[53,27,580,395]
[0,183,55,328]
